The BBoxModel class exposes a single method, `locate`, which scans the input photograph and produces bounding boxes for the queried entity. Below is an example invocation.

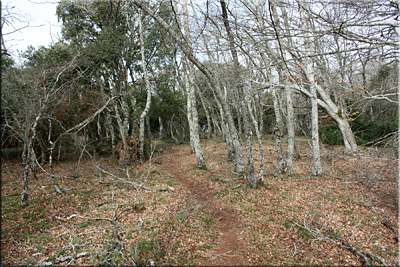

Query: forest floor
[1,136,399,266]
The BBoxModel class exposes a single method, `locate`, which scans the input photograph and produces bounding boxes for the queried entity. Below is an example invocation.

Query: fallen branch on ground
[93,164,174,192]
[232,183,242,190]
[217,177,244,182]
[35,251,91,266]
[279,209,388,266]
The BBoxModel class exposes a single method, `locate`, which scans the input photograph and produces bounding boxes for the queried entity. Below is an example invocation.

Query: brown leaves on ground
[1,137,399,266]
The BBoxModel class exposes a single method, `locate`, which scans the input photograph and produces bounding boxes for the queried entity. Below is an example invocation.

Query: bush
[320,111,398,147]
[320,122,343,146]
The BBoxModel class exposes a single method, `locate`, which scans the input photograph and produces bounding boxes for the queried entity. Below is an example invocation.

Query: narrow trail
[161,145,249,266]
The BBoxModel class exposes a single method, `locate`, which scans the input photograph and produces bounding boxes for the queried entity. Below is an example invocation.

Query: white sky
[2,0,62,60]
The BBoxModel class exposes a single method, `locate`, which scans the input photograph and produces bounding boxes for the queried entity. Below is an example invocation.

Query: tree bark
[198,87,211,139]
[138,9,152,162]
[299,0,322,175]
[182,0,206,169]
[220,0,255,187]
[158,117,164,139]
[284,70,295,175]
[248,97,265,181]
[21,110,42,207]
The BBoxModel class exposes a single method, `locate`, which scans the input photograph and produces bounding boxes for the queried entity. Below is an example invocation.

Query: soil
[162,146,248,265]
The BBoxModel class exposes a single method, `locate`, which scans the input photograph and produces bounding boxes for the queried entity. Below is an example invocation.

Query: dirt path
[161,145,249,266]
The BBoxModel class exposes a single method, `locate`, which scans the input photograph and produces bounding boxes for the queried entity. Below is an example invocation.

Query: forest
[1,0,399,265]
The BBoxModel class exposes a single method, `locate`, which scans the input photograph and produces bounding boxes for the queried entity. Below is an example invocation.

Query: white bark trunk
[284,72,295,175]
[272,84,285,173]
[300,0,322,175]
[159,117,164,139]
[184,66,195,153]
[248,98,264,180]
[138,9,152,162]
[21,110,42,207]
[134,0,243,173]
[182,0,206,169]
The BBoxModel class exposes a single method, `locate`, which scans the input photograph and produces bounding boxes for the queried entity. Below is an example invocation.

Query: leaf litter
[1,137,398,265]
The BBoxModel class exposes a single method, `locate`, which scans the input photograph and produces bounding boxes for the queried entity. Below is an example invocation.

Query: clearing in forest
[1,137,398,265]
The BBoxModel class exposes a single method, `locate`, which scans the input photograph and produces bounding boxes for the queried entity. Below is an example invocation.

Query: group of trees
[1,0,398,207]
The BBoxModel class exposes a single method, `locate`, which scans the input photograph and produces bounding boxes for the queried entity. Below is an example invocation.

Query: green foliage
[1,54,14,71]
[321,64,398,147]
[351,111,398,145]
[320,108,398,146]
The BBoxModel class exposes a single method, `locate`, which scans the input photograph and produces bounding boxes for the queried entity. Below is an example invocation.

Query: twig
[55,214,77,220]
[93,164,174,192]
[211,250,231,259]
[381,219,399,242]
[39,251,91,265]
[232,183,242,190]
[291,243,297,257]
[218,177,244,182]
[368,254,389,267]
[279,209,383,266]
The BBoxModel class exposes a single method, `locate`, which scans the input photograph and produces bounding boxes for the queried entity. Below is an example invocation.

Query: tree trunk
[138,9,152,162]
[21,111,42,208]
[159,117,164,139]
[134,0,243,174]
[271,84,285,173]
[198,88,211,139]
[182,0,206,169]
[220,0,255,187]
[299,0,322,175]
[184,66,195,153]
[284,71,295,175]
[248,97,265,181]
[107,112,116,155]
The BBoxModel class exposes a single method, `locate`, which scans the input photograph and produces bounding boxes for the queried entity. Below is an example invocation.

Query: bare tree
[220,0,256,187]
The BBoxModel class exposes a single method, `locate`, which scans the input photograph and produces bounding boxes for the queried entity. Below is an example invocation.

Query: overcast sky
[3,0,62,60]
